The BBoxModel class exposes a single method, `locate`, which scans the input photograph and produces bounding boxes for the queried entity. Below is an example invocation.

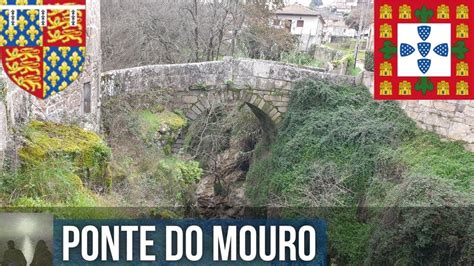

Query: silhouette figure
[30,240,52,266]
[2,240,26,266]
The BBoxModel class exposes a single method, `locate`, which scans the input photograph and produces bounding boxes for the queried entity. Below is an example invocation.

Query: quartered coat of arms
[0,0,86,99]
[374,0,473,100]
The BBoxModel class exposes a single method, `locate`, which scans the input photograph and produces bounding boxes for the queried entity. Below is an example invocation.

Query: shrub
[367,175,473,264]
[156,157,203,203]
[280,51,325,68]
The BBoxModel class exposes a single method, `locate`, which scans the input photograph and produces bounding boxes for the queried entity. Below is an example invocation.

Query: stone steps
[172,134,185,154]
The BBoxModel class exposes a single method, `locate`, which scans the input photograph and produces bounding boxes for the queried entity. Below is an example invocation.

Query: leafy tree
[344,6,374,31]
[239,3,297,60]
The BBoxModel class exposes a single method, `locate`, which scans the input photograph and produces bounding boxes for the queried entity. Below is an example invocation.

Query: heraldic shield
[0,0,86,99]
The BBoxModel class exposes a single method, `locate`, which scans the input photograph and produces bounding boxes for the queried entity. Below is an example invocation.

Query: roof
[275,4,323,18]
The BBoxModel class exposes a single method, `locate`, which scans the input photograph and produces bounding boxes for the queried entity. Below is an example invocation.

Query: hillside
[246,79,474,264]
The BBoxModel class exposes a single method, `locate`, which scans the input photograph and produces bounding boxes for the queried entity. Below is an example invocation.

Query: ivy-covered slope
[246,80,474,264]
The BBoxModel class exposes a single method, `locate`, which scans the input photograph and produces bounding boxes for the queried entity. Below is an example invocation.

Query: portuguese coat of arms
[375,0,473,99]
[0,0,86,99]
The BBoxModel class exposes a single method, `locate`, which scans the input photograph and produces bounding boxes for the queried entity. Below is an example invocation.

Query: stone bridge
[3,58,474,168]
[101,58,357,127]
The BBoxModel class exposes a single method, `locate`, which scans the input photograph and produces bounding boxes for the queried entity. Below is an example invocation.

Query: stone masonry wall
[400,101,474,150]
[0,100,6,169]
[0,0,101,168]
[360,71,474,151]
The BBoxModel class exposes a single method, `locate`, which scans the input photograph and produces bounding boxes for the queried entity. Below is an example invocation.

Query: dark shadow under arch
[245,102,277,144]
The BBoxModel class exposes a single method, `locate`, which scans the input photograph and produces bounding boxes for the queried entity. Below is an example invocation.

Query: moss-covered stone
[19,121,111,186]
[135,109,187,152]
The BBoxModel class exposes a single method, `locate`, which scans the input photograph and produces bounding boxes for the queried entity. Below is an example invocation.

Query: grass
[280,50,326,69]
[401,133,474,189]
[0,157,99,207]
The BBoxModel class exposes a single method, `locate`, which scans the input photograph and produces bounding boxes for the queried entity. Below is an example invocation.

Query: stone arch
[186,90,282,122]
[184,90,282,142]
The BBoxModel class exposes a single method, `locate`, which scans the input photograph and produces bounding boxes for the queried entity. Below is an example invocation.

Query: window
[297,20,304,27]
[83,82,91,114]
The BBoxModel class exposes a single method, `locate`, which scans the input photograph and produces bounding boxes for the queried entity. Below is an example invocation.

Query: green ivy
[364,51,374,72]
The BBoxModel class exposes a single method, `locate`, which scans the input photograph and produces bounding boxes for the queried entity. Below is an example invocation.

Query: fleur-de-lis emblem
[59,81,68,91]
[48,71,60,87]
[59,47,71,57]
[0,16,7,32]
[15,35,28,46]
[59,61,70,77]
[43,82,50,93]
[48,52,60,67]
[69,52,81,67]
[36,38,42,46]
[43,61,50,73]
[69,71,79,82]
[0,0,7,5]
[17,16,28,31]
[36,0,43,4]
[27,25,38,41]
[16,0,28,5]
[6,26,17,41]
[0,36,6,46]
[27,9,38,21]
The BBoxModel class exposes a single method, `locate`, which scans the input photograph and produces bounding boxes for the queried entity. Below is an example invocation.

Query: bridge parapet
[101,58,357,123]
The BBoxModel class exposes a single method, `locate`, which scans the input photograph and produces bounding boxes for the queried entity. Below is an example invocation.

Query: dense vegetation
[246,80,474,264]
[0,93,202,212]
[101,91,202,209]
[0,121,110,207]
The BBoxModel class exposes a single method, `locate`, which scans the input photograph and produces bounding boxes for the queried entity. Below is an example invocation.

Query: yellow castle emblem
[456,24,469,38]
[437,5,449,19]
[399,81,412,96]
[399,5,411,19]
[380,4,392,19]
[456,81,469,95]
[380,24,392,38]
[380,62,392,76]
[380,81,392,96]
[456,62,469,76]
[437,81,450,96]
[456,4,469,19]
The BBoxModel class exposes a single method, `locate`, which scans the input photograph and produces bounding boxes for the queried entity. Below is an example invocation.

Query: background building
[275,4,325,50]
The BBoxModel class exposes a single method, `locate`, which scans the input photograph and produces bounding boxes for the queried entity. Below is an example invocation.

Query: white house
[274,4,325,51]
[331,0,373,14]
[324,19,357,40]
